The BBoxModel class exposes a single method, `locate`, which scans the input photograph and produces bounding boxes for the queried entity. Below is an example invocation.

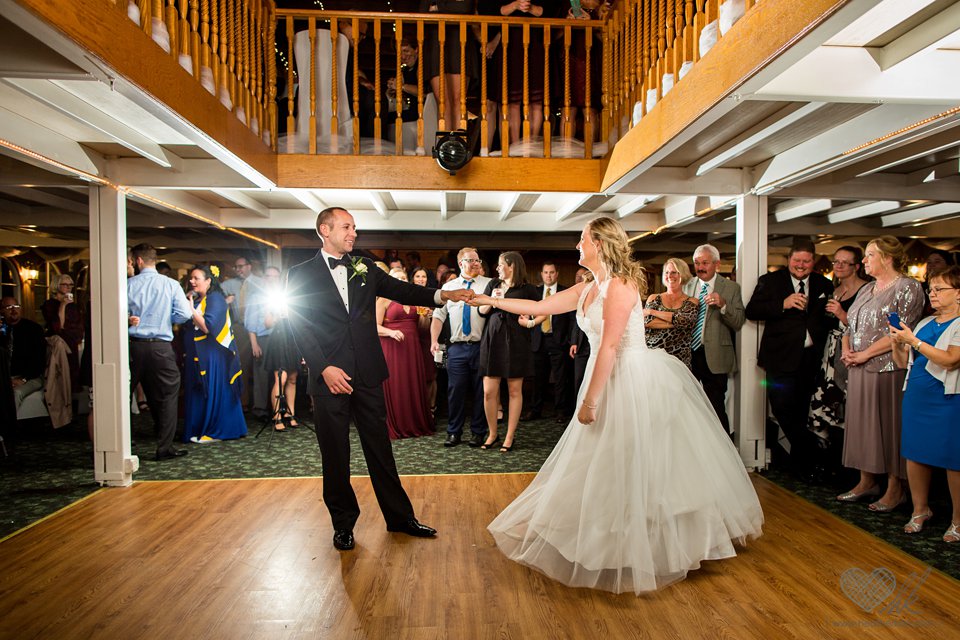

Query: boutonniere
[349,256,368,286]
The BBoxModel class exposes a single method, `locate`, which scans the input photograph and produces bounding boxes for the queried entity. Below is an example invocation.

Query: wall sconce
[19,267,39,282]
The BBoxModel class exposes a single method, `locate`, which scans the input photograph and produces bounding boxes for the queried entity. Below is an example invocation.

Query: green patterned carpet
[2,413,958,582]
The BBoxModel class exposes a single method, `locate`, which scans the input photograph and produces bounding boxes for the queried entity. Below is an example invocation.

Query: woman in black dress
[420,0,478,131]
[262,269,303,430]
[478,251,543,451]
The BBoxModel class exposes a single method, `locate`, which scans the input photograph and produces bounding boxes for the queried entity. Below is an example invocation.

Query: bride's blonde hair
[587,216,647,297]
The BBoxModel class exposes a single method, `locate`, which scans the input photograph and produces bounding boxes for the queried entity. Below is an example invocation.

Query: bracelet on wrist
[583,401,597,409]
[913,339,923,352]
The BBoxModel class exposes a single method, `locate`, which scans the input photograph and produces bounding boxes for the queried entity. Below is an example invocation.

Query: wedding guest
[807,247,868,458]
[643,258,698,368]
[890,266,960,541]
[262,269,302,431]
[412,267,439,414]
[477,252,542,451]
[431,247,491,447]
[420,0,478,130]
[1,296,46,416]
[127,244,193,460]
[499,0,551,144]
[837,236,924,510]
[922,249,956,315]
[528,261,574,422]
[746,240,833,479]
[378,268,434,439]
[182,265,246,443]
[221,256,260,413]
[41,273,83,389]
[557,0,610,142]
[683,244,745,434]
[246,266,283,418]
[568,267,592,395]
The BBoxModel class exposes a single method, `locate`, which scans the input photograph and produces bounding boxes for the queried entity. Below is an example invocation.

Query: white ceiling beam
[753,104,956,194]
[556,194,594,222]
[753,45,960,104]
[694,103,827,176]
[0,186,87,214]
[104,158,254,188]
[499,192,520,222]
[907,157,960,185]
[0,195,33,215]
[826,200,901,223]
[615,195,660,219]
[881,202,960,228]
[866,1,960,71]
[211,189,270,218]
[128,187,224,227]
[780,173,960,201]
[773,198,832,222]
[2,78,172,167]
[0,105,103,177]
[285,189,326,214]
[613,167,744,197]
[438,191,448,221]
[368,192,391,219]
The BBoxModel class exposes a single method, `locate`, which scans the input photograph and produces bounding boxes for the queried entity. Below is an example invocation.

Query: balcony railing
[105,0,758,161]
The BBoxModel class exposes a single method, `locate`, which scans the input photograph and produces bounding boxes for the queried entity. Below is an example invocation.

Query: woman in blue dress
[890,265,960,542]
[182,265,247,443]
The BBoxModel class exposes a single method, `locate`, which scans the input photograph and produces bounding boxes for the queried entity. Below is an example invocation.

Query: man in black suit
[746,240,833,479]
[567,267,591,396]
[527,262,575,422]
[287,207,472,551]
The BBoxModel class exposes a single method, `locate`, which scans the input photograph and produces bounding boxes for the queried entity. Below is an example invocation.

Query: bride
[469,217,763,594]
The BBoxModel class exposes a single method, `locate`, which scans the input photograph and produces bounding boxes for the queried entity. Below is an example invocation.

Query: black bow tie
[328,255,350,270]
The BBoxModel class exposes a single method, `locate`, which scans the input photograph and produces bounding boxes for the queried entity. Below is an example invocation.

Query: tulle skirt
[488,347,763,595]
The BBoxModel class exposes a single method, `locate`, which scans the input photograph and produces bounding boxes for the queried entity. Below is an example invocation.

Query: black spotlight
[433,130,471,175]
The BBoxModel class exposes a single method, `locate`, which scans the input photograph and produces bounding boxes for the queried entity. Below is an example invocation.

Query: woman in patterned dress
[643,258,699,369]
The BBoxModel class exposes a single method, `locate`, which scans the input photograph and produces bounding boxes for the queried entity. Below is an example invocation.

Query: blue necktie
[691,282,708,352]
[461,280,473,337]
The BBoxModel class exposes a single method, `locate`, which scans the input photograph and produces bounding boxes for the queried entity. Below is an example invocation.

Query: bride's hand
[577,401,597,425]
[469,294,493,307]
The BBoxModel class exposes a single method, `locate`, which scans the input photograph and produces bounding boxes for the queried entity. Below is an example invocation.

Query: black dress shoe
[468,433,485,448]
[444,433,461,447]
[154,448,188,461]
[333,529,355,550]
[387,518,437,538]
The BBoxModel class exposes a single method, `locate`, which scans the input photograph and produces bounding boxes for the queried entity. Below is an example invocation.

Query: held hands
[467,294,493,307]
[322,365,354,395]
[442,288,476,304]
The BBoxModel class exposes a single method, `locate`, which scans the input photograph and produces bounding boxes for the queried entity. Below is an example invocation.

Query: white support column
[734,194,768,470]
[89,186,139,486]
[265,246,282,270]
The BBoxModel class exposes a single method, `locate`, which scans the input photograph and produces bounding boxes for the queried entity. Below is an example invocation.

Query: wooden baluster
[209,0,219,90]
[746,0,755,12]
[352,17,361,155]
[633,0,641,113]
[500,22,509,154]
[522,22,530,144]
[584,25,593,159]
[285,15,295,152]
[629,1,637,120]
[218,0,229,105]
[601,16,610,145]
[266,2,276,148]
[252,0,262,132]
[706,0,718,48]
[241,0,251,123]
[437,16,446,132]
[542,24,550,158]
[227,0,238,112]
[562,24,572,140]
[166,0,178,56]
[372,19,381,149]
[609,8,619,137]
[480,22,488,157]
[308,17,317,154]
[459,19,468,131]
[673,0,683,76]
[189,0,200,77]
[665,0,675,92]
[140,0,151,34]
[200,0,211,84]
[694,0,706,61]
[682,0,694,71]
[416,20,425,155]
[643,0,652,116]
[331,17,341,150]
[395,19,404,155]
[657,0,665,102]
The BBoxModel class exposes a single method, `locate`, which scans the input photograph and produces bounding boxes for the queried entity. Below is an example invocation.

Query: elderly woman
[477,251,543,452]
[808,246,869,447]
[377,267,434,439]
[643,258,699,369]
[41,273,84,388]
[182,265,247,443]
[837,237,924,511]
[890,266,960,541]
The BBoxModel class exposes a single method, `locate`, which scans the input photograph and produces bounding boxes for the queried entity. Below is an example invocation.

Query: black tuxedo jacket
[745,268,833,374]
[287,252,439,394]
[531,284,573,352]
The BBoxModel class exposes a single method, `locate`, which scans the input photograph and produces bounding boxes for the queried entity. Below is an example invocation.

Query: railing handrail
[274,9,605,29]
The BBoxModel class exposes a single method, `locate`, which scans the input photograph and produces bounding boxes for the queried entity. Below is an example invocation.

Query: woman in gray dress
[837,236,924,512]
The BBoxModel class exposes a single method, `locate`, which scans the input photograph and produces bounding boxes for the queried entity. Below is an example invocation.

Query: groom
[287,207,473,551]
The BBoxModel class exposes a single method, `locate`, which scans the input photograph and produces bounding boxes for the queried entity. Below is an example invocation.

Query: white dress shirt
[321,249,351,312]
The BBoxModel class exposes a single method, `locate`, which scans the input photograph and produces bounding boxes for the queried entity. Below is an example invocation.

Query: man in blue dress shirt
[127,244,194,460]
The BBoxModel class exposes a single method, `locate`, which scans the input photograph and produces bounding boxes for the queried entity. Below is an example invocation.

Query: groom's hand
[441,288,475,303]
[321,366,354,394]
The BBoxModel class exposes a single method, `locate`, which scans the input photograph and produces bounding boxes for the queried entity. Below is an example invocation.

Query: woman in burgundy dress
[412,267,439,415]
[377,268,435,439]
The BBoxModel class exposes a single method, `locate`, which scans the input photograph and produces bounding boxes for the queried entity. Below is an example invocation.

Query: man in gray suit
[682,244,745,434]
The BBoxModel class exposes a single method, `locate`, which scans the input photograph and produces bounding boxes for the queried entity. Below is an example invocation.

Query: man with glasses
[431,248,491,447]
[1,296,46,417]
[222,256,261,414]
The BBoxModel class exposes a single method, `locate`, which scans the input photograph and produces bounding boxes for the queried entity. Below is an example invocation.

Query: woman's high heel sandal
[868,495,908,513]
[480,436,501,450]
[273,419,285,432]
[903,511,933,534]
[944,523,960,543]
[285,415,299,428]
[836,486,881,503]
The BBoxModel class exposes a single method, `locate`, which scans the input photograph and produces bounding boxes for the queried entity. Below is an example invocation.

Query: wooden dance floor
[1,474,958,639]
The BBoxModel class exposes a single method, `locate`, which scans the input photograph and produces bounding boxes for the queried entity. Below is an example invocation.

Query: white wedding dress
[488,281,764,594]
